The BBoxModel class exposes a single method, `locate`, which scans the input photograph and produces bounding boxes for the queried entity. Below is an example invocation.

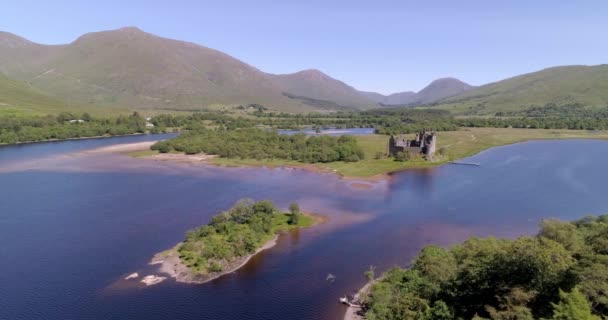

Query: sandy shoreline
[101,141,393,182]
[343,280,374,320]
[0,132,151,147]
[150,235,279,284]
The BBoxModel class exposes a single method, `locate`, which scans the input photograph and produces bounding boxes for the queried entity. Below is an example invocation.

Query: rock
[141,275,167,286]
[125,272,139,280]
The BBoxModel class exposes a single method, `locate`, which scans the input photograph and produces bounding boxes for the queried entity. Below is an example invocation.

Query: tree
[485,287,535,320]
[365,265,376,282]
[394,151,411,162]
[81,112,92,122]
[427,300,453,320]
[288,202,301,225]
[550,288,599,320]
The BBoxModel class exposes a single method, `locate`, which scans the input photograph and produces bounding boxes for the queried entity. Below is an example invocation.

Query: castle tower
[425,132,437,158]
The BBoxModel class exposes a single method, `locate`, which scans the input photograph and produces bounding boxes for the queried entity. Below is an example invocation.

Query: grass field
[138,127,608,178]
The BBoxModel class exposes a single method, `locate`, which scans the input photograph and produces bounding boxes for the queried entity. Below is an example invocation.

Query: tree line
[0,112,155,144]
[151,128,365,163]
[363,215,608,320]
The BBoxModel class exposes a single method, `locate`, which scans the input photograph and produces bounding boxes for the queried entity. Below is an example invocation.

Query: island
[349,215,608,320]
[151,199,320,284]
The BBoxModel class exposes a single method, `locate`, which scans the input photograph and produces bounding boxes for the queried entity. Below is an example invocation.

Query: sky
[2,0,607,94]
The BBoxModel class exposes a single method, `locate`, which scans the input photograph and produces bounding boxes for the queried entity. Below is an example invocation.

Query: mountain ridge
[360,78,474,106]
[0,28,376,111]
[433,65,608,115]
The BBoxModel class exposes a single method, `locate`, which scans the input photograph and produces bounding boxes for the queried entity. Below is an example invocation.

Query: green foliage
[394,151,411,162]
[177,199,309,275]
[153,128,365,163]
[0,112,148,144]
[550,288,599,320]
[288,202,301,225]
[365,215,608,320]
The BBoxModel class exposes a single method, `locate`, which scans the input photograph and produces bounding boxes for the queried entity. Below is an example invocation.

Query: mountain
[435,65,608,115]
[274,69,374,108]
[360,91,416,105]
[0,27,375,112]
[410,78,474,104]
[361,78,473,106]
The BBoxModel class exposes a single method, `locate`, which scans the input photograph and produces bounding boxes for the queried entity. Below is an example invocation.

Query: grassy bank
[207,127,608,177]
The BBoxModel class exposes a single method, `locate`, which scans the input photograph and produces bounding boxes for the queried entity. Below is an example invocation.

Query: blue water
[1,136,607,319]
[0,133,177,164]
[277,127,375,136]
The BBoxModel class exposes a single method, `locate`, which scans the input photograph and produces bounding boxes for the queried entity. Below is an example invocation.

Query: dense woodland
[178,199,308,274]
[151,128,366,163]
[364,215,608,320]
[0,112,158,144]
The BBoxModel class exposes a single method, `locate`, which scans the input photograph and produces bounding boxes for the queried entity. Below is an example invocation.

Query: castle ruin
[389,130,437,159]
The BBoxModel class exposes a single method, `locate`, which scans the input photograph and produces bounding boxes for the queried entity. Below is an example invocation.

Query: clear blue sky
[2,0,607,94]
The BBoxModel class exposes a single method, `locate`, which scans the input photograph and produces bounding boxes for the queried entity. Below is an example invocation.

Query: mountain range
[360,78,474,106]
[0,27,473,112]
[0,27,606,115]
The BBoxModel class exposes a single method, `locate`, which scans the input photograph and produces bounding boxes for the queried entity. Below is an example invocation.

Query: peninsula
[151,199,319,284]
[134,127,608,179]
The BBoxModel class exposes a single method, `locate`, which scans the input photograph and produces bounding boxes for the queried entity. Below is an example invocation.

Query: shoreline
[150,235,279,284]
[107,129,608,180]
[150,213,326,285]
[134,149,392,182]
[343,280,374,320]
[0,132,159,147]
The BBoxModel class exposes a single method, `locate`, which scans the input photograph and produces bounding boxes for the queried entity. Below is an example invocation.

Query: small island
[151,199,319,284]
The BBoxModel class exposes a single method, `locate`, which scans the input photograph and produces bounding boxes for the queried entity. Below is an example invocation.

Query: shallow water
[1,136,607,319]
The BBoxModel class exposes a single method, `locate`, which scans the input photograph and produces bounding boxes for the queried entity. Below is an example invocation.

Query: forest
[0,112,156,144]
[363,215,608,320]
[177,199,310,275]
[151,128,366,163]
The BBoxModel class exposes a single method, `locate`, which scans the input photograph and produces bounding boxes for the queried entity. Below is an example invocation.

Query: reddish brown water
[1,136,607,319]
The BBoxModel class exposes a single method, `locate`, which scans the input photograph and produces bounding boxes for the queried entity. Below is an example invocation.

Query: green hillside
[275,69,375,108]
[0,73,69,115]
[433,65,608,115]
[0,73,125,116]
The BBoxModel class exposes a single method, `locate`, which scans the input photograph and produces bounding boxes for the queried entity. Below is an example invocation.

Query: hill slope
[362,78,473,106]
[0,73,125,116]
[274,69,374,108]
[435,65,608,115]
[0,27,374,112]
[0,72,67,115]
[411,77,474,104]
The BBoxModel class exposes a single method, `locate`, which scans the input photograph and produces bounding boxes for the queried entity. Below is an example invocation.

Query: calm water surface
[277,127,374,136]
[1,136,607,320]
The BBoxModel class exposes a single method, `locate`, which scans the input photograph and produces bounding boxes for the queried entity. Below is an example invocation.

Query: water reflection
[1,138,607,320]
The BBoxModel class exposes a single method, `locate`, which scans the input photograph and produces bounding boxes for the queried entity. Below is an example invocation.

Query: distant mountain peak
[0,31,34,48]
[72,26,153,45]
[360,77,473,106]
[116,26,144,32]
